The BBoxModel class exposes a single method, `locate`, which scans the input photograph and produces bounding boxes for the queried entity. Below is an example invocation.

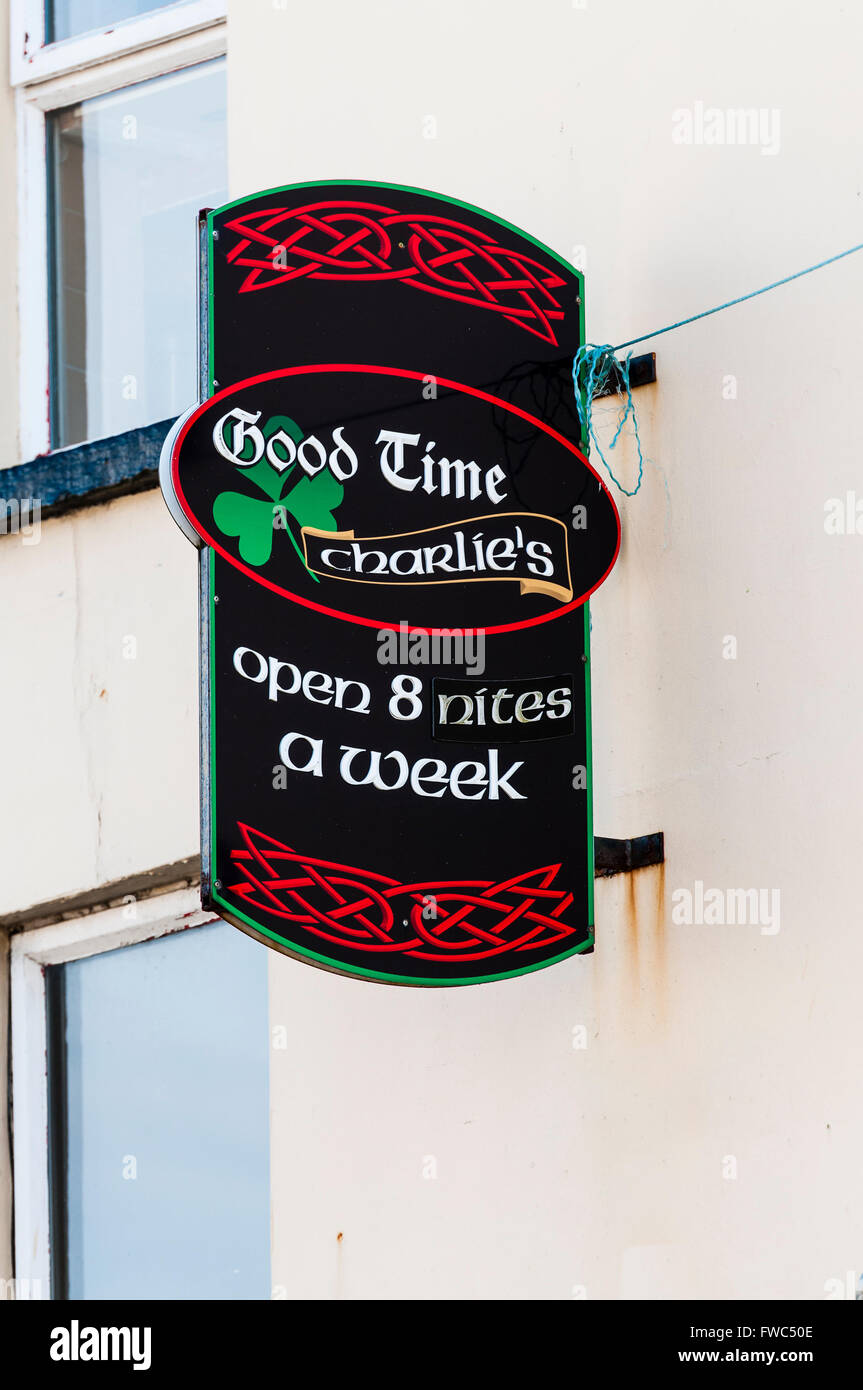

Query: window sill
[0,418,175,524]
[11,1,227,89]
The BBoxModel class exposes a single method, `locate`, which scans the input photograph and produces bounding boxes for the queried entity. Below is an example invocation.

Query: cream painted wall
[0,489,200,916]
[227,0,863,1297]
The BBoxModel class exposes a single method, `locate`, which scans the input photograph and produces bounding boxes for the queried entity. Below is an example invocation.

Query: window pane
[48,921,270,1300]
[48,60,226,448]
[46,2,183,43]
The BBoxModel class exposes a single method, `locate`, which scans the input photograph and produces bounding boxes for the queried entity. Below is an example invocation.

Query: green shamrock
[212,415,344,580]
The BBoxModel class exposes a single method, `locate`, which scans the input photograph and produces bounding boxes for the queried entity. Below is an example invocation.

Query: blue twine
[572,345,645,496]
[574,237,863,496]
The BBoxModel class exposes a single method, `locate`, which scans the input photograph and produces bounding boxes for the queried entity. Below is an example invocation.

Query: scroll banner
[160,181,620,986]
[301,514,574,604]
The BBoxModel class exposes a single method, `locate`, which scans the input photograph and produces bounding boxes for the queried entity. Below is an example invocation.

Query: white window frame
[10,886,218,1297]
[10,0,226,85]
[10,0,227,461]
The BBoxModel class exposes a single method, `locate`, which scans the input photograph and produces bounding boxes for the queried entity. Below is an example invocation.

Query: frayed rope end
[572,345,645,497]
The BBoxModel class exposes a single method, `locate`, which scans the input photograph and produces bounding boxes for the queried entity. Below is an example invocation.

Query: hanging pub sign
[160,180,620,985]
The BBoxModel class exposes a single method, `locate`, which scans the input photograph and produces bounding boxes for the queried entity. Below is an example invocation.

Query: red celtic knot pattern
[222,200,568,344]
[226,822,579,963]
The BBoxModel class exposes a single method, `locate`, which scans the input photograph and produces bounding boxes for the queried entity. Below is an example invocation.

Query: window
[46,1,185,44]
[12,0,227,460]
[48,61,227,446]
[12,889,271,1300]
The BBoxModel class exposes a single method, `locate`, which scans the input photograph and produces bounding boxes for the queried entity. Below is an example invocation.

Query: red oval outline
[169,364,621,634]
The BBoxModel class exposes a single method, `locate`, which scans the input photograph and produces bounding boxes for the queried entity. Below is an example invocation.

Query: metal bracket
[592,351,657,398]
[595,832,664,877]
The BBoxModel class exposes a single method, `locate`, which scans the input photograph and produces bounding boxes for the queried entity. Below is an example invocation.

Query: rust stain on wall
[651,862,668,1026]
[623,869,639,1008]
[618,864,668,1029]
[590,861,670,1048]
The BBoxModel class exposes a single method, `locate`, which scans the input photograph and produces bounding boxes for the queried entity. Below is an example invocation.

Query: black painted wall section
[0,354,659,526]
[0,418,175,522]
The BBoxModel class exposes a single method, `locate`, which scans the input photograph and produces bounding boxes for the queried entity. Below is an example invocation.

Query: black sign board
[160,181,619,985]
